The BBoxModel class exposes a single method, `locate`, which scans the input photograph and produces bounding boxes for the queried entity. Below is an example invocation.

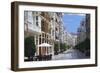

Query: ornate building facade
[24,11,65,59]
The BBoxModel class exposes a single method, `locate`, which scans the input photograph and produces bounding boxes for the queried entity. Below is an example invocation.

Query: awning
[38,43,52,47]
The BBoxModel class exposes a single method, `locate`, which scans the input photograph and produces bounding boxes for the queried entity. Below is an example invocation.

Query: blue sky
[62,13,85,33]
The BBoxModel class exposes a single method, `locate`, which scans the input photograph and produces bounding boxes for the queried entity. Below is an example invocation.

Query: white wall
[0,0,99,73]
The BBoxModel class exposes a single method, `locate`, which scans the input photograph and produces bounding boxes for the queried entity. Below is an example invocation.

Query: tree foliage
[60,43,67,52]
[24,36,36,57]
[54,43,59,50]
[74,38,90,52]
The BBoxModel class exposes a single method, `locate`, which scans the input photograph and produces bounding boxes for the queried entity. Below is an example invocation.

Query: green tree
[74,38,90,53]
[60,43,67,52]
[24,36,36,60]
[54,43,59,55]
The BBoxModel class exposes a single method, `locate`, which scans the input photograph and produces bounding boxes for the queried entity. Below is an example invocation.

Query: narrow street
[52,49,88,60]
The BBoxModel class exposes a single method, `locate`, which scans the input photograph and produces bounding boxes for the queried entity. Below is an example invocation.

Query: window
[36,12,38,14]
[32,11,34,14]
[39,38,41,44]
[36,22,38,26]
[42,38,44,43]
[56,19,57,22]
[56,27,58,31]
[36,39,38,45]
[51,18,53,20]
[36,16,38,20]
[42,33,44,37]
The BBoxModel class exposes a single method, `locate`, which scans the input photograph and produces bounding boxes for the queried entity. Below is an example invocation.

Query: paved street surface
[52,49,89,60]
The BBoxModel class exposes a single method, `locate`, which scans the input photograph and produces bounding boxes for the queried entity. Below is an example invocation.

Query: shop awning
[38,43,52,47]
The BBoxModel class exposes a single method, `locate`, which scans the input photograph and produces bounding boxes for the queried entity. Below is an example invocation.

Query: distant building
[66,32,76,47]
[70,33,77,47]
[77,19,86,43]
[77,14,90,44]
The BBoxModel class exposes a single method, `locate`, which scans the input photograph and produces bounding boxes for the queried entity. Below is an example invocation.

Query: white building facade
[24,11,67,59]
